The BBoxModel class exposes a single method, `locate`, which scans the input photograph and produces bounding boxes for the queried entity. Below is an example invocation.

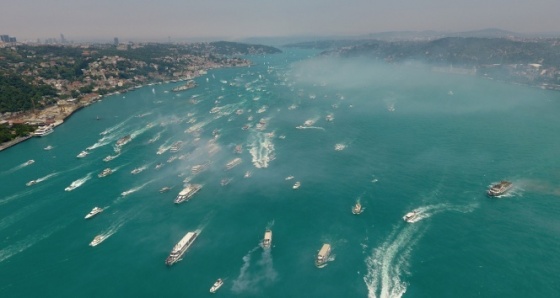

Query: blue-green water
[2,49,560,297]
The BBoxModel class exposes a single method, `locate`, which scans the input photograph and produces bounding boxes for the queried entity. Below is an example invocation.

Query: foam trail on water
[248,131,275,168]
[120,180,154,197]
[0,188,40,206]
[34,172,58,184]
[65,172,93,191]
[0,224,64,263]
[232,246,260,293]
[364,223,426,298]
[100,116,133,136]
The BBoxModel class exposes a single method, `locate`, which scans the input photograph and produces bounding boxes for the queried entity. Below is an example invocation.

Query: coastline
[0,64,249,152]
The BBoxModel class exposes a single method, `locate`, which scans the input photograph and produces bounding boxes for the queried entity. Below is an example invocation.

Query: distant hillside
[209,41,282,55]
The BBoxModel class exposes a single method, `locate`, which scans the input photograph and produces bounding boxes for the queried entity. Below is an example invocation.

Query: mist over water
[1,49,560,297]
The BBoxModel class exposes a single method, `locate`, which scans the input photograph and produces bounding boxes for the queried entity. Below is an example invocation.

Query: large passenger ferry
[174,184,202,204]
[225,157,242,170]
[165,232,198,266]
[315,243,331,268]
[34,125,54,137]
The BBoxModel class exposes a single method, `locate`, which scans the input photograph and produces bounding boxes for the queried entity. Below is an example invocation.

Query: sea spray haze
[1,49,560,297]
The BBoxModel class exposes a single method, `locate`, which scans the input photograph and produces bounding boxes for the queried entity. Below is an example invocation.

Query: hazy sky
[3,0,560,41]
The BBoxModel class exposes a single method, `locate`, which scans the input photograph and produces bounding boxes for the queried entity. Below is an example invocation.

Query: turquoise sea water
[1,49,560,298]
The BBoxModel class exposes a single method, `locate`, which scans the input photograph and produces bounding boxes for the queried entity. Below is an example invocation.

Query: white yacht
[165,232,198,266]
[209,279,224,293]
[89,235,106,247]
[293,181,301,189]
[77,151,88,158]
[85,207,103,219]
[34,125,54,137]
[174,184,202,204]
[403,210,419,223]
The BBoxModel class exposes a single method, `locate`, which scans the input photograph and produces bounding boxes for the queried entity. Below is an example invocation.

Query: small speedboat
[293,181,301,189]
[43,145,53,150]
[85,207,103,219]
[89,235,105,247]
[23,159,35,166]
[77,151,88,158]
[26,180,37,186]
[403,211,419,223]
[209,278,224,293]
[159,186,171,193]
[98,168,113,178]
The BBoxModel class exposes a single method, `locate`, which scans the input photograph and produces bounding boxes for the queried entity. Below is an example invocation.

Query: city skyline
[2,0,560,41]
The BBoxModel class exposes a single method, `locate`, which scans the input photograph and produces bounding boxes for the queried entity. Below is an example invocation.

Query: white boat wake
[404,202,478,223]
[120,180,153,197]
[65,173,93,191]
[364,223,426,298]
[248,131,275,169]
[232,246,277,293]
[0,224,64,263]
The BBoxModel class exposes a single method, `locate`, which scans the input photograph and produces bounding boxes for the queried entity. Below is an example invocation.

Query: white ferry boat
[89,235,106,247]
[98,168,113,178]
[165,232,198,266]
[403,210,419,223]
[34,125,54,137]
[225,157,242,170]
[315,243,331,268]
[209,279,224,293]
[174,184,202,204]
[293,181,301,189]
[262,229,272,249]
[77,150,89,158]
[85,207,103,219]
